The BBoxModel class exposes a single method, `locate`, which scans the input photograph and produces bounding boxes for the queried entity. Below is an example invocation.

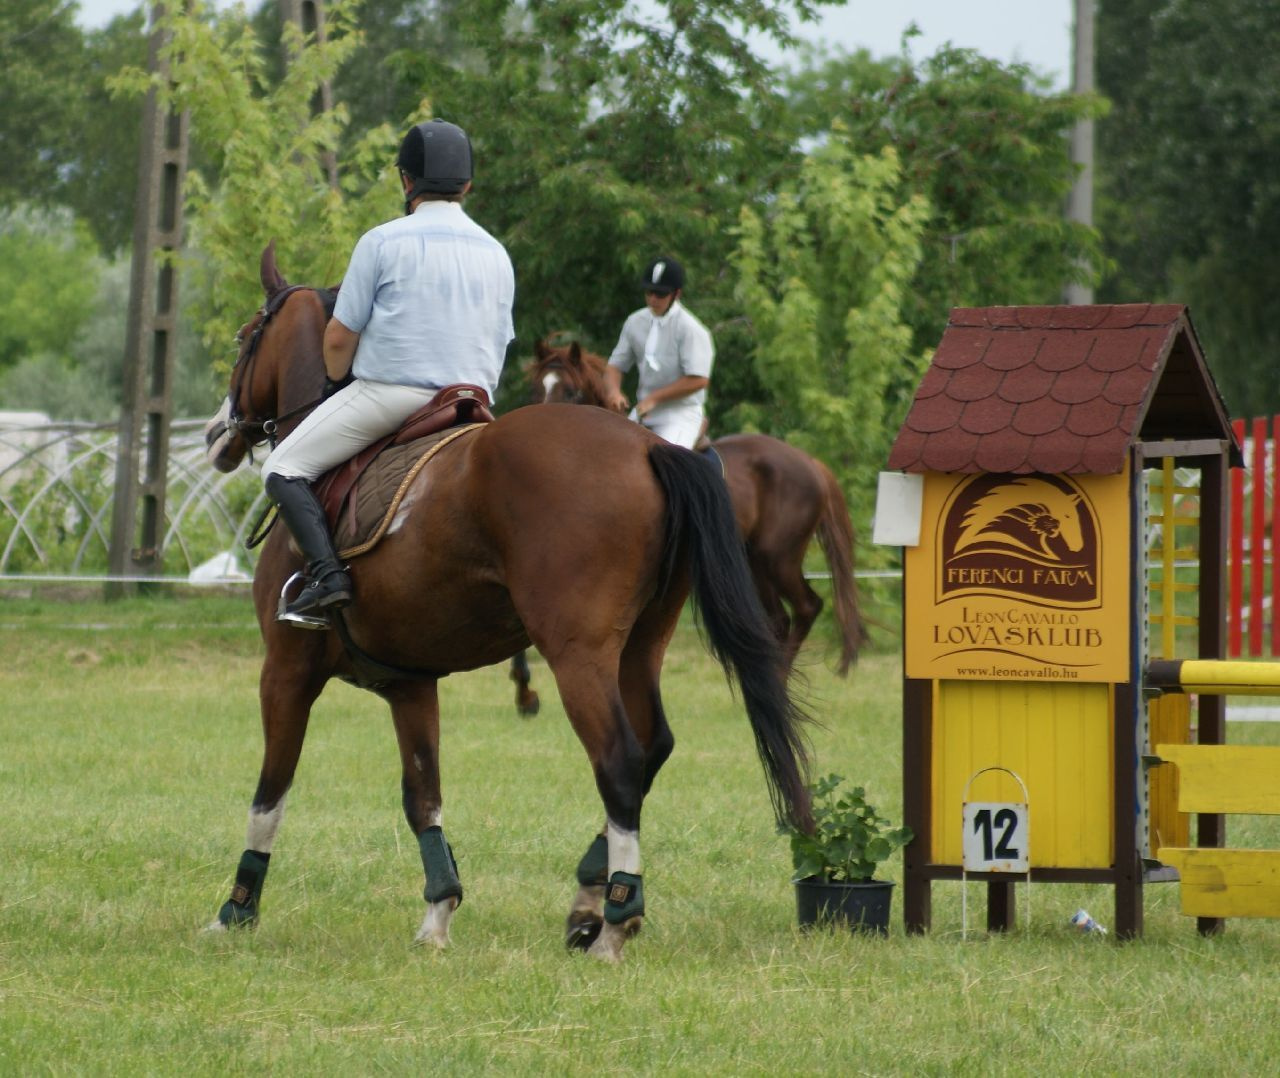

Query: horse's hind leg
[380,679,463,948]
[773,557,823,672]
[546,654,649,962]
[564,627,675,960]
[210,659,324,931]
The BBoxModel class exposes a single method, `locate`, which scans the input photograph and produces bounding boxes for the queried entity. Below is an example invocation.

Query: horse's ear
[534,338,550,360]
[260,240,288,297]
[567,341,583,370]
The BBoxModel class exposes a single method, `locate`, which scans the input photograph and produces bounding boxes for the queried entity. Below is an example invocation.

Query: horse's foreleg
[209,663,321,932]
[382,680,461,949]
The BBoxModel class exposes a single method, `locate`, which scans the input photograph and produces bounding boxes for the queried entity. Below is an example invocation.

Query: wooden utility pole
[1064,0,1095,305]
[108,2,190,595]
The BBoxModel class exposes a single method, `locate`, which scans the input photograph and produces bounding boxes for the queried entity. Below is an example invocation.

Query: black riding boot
[265,473,352,617]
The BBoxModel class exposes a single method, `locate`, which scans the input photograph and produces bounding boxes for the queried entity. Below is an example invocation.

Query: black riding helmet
[397,119,473,212]
[640,256,684,295]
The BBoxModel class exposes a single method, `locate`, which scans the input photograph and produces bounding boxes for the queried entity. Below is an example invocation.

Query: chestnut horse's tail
[648,444,814,833]
[813,459,869,676]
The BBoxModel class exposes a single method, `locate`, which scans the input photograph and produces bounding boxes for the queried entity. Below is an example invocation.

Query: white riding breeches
[261,379,438,482]
[631,403,704,450]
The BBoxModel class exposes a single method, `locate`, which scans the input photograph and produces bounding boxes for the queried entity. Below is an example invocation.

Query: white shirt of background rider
[608,300,715,425]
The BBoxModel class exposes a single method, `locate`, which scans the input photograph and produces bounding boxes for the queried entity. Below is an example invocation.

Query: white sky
[74,0,1074,89]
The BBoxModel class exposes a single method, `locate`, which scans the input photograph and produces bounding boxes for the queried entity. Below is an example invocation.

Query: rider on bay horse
[601,256,716,451]
[260,119,516,620]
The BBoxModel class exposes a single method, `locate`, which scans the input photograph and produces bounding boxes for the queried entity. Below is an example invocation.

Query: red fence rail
[1229,417,1280,657]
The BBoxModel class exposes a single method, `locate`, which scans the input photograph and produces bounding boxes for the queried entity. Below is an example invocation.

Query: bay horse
[201,246,812,962]
[527,338,868,673]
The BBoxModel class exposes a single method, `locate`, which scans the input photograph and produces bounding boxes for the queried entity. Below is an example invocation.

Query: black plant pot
[795,877,894,935]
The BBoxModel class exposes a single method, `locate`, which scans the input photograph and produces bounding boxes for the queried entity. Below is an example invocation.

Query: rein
[226,284,336,452]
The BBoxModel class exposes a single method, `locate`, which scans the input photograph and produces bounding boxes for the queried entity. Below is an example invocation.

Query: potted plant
[784,773,913,935]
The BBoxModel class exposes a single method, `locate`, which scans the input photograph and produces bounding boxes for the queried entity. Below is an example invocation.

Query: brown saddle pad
[311,383,494,558]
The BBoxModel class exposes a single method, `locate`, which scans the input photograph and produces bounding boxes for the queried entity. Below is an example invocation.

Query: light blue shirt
[334,201,515,400]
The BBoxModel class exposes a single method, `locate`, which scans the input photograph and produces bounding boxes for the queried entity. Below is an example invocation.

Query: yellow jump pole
[1147,659,1280,695]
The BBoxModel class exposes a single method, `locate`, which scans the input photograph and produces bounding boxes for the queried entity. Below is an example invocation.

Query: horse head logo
[954,478,1084,561]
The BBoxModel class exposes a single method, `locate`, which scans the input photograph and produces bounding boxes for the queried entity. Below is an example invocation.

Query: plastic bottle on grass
[1070,908,1107,935]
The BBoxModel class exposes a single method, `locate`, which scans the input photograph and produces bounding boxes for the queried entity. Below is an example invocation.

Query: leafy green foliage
[0,208,100,370]
[111,0,396,359]
[0,2,83,206]
[784,772,912,883]
[363,0,832,408]
[782,45,1106,355]
[731,131,930,533]
[1097,0,1280,414]
[0,4,148,255]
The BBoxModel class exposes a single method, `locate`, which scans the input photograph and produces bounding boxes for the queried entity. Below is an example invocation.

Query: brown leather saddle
[312,383,495,554]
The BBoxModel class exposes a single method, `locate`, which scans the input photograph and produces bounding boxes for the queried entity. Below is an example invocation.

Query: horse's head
[204,242,327,473]
[526,336,615,409]
[956,478,1086,560]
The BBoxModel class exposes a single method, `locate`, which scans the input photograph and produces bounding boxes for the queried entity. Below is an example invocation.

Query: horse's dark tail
[813,459,869,676]
[648,444,814,833]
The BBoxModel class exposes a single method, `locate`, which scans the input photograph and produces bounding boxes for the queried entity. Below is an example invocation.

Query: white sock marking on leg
[606,819,641,875]
[245,799,286,852]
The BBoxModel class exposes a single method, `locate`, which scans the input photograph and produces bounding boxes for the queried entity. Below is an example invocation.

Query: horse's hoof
[585,920,633,962]
[518,692,541,718]
[216,899,258,929]
[565,913,602,952]
[414,896,457,948]
[203,919,228,934]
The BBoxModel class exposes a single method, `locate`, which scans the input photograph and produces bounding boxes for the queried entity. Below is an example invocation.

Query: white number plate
[962,801,1029,872]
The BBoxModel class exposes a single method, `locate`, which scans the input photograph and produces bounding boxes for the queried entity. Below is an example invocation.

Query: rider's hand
[323,371,355,399]
[605,390,630,414]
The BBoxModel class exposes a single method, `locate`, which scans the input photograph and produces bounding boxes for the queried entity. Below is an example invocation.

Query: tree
[0,1,83,206]
[346,0,841,408]
[0,4,149,255]
[1096,0,1280,415]
[781,44,1105,358]
[732,131,930,533]
[67,10,151,255]
[0,207,100,371]
[113,0,392,356]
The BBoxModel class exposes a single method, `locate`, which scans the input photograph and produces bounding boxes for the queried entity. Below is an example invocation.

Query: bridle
[222,285,331,453]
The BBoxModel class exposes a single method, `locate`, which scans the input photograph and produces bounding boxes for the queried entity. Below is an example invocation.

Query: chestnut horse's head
[204,242,326,473]
[527,336,617,410]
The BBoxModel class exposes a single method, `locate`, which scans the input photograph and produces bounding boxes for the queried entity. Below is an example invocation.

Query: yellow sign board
[905,467,1131,683]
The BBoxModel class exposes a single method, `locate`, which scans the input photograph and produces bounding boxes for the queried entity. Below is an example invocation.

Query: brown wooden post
[902,676,932,934]
[108,2,189,596]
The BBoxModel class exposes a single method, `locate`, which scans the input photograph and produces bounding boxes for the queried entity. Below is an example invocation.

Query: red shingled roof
[887,304,1240,474]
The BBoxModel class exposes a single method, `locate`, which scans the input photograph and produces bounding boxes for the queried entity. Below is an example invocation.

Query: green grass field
[2,592,1278,1075]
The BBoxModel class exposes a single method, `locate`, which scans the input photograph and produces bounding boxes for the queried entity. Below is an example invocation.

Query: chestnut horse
[527,338,867,673]
[200,248,812,962]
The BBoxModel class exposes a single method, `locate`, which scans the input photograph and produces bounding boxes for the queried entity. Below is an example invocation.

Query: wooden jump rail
[1147,660,1280,921]
[1146,659,1280,695]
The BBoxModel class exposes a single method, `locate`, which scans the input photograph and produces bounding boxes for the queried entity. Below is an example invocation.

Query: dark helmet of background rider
[397,120,473,205]
[639,255,684,295]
